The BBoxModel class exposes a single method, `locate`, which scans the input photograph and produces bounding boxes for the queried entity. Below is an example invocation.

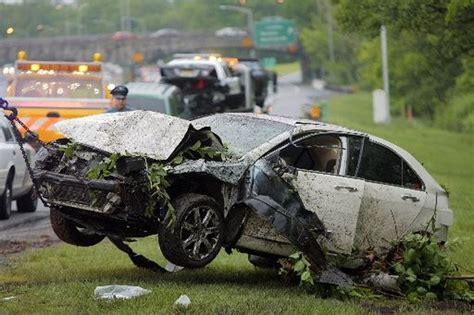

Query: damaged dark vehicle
[34,111,453,273]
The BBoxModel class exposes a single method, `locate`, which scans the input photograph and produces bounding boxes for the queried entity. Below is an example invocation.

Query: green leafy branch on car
[58,141,80,159]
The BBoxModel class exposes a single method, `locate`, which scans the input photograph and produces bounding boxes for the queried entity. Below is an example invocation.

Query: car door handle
[334,185,358,192]
[401,194,420,202]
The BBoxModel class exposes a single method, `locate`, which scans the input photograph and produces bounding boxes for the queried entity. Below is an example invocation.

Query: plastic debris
[1,296,15,301]
[174,294,191,308]
[165,261,184,273]
[94,285,151,300]
[366,273,399,291]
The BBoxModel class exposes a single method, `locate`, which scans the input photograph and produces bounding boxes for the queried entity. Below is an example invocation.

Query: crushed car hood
[54,111,218,161]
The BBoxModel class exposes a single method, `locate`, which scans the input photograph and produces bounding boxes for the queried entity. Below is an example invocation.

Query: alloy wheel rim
[180,205,220,260]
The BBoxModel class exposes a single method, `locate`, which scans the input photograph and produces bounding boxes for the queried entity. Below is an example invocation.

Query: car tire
[159,193,224,268]
[0,177,13,220]
[16,187,38,213]
[50,206,105,247]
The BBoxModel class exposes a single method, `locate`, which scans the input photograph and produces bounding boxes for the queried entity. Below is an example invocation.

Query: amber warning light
[16,61,101,73]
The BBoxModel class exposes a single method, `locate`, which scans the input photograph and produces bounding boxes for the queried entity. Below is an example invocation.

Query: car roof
[168,59,223,67]
[220,113,366,136]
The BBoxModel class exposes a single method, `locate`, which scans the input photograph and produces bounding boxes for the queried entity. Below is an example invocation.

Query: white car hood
[54,111,209,160]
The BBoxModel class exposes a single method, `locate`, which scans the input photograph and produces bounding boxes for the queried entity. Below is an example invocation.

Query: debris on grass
[282,231,474,304]
[174,294,191,308]
[165,261,184,273]
[93,285,151,300]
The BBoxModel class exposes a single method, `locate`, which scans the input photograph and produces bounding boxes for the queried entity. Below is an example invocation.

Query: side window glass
[279,134,342,174]
[359,141,402,186]
[346,136,363,177]
[403,161,425,190]
[1,122,13,143]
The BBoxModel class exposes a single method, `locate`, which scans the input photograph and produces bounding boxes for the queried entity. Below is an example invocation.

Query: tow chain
[1,97,167,273]
[1,97,49,207]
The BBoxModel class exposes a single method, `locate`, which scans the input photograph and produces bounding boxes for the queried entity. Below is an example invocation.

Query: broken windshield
[194,114,294,157]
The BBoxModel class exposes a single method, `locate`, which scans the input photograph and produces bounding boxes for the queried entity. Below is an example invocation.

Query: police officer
[107,85,131,113]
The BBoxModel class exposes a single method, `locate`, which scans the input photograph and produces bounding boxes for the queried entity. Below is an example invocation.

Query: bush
[435,93,474,133]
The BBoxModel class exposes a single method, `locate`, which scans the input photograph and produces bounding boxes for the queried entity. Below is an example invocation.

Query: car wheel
[50,206,105,246]
[0,178,12,220]
[159,193,224,268]
[16,187,38,213]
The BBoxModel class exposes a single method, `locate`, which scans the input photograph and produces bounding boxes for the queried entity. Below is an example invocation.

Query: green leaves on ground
[284,232,473,303]
[389,232,473,303]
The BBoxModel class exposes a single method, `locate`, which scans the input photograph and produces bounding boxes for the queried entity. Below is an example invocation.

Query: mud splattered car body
[34,111,453,270]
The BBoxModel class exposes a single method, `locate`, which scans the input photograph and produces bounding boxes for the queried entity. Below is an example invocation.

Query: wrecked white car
[34,111,452,273]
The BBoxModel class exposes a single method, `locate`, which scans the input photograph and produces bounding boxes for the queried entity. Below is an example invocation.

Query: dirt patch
[0,234,58,255]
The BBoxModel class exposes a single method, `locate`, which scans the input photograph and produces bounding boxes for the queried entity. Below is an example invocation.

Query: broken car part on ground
[32,111,453,286]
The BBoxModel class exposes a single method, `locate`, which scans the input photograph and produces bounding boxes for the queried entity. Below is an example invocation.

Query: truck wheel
[50,206,105,247]
[159,193,224,268]
[16,187,38,213]
[0,178,12,220]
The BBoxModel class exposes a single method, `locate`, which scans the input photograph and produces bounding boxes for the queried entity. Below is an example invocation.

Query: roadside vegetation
[267,62,299,76]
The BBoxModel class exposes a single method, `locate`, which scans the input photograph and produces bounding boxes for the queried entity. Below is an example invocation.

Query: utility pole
[219,5,256,58]
[381,25,390,114]
[326,0,335,62]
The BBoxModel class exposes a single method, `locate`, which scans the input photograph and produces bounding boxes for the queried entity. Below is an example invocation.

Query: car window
[403,161,425,190]
[358,140,402,186]
[1,120,14,143]
[194,115,293,158]
[127,96,166,113]
[346,136,363,177]
[279,134,342,174]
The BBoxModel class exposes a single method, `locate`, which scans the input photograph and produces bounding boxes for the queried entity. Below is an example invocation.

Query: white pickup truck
[166,59,242,96]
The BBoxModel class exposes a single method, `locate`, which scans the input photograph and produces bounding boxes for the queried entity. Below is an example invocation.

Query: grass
[326,92,474,269]
[267,62,299,76]
[0,238,367,314]
[0,92,472,314]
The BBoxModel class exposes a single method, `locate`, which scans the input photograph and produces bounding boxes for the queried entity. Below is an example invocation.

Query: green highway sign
[255,17,297,47]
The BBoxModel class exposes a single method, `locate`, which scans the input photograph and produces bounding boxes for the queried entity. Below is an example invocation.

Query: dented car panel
[35,112,453,272]
[55,111,222,161]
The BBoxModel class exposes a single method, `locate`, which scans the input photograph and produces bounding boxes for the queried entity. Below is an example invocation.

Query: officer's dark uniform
[107,85,131,113]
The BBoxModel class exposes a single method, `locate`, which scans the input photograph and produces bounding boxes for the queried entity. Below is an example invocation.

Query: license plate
[179,69,195,77]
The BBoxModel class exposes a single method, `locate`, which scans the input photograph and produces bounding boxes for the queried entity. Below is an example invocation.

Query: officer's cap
[111,85,128,100]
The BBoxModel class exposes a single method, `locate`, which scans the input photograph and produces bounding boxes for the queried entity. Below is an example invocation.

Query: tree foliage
[335,0,474,125]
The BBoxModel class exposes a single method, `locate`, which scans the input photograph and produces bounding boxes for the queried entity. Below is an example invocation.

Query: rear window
[194,115,293,157]
[127,96,166,113]
[14,75,103,98]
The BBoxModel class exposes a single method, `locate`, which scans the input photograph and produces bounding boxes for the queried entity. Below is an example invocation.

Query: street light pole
[219,5,256,58]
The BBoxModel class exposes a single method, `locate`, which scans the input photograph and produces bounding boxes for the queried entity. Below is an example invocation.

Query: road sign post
[255,17,297,47]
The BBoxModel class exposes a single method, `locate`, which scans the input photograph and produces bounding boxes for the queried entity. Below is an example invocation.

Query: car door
[221,64,241,95]
[354,138,427,251]
[277,133,365,254]
[0,123,9,192]
[0,119,25,193]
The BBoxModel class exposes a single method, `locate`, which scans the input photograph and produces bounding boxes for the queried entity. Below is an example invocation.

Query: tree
[336,0,474,119]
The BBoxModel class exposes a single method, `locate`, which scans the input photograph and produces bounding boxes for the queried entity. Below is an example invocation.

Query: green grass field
[267,62,300,76]
[0,92,472,314]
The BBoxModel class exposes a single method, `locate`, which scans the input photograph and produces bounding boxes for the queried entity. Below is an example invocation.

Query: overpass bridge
[0,32,293,65]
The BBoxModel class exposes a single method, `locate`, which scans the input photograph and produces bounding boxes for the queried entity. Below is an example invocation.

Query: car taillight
[196,79,205,90]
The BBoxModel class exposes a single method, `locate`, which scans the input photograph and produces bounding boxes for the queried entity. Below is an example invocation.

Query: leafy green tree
[336,0,474,120]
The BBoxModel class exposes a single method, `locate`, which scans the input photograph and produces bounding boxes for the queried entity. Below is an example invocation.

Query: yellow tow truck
[6,51,111,142]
